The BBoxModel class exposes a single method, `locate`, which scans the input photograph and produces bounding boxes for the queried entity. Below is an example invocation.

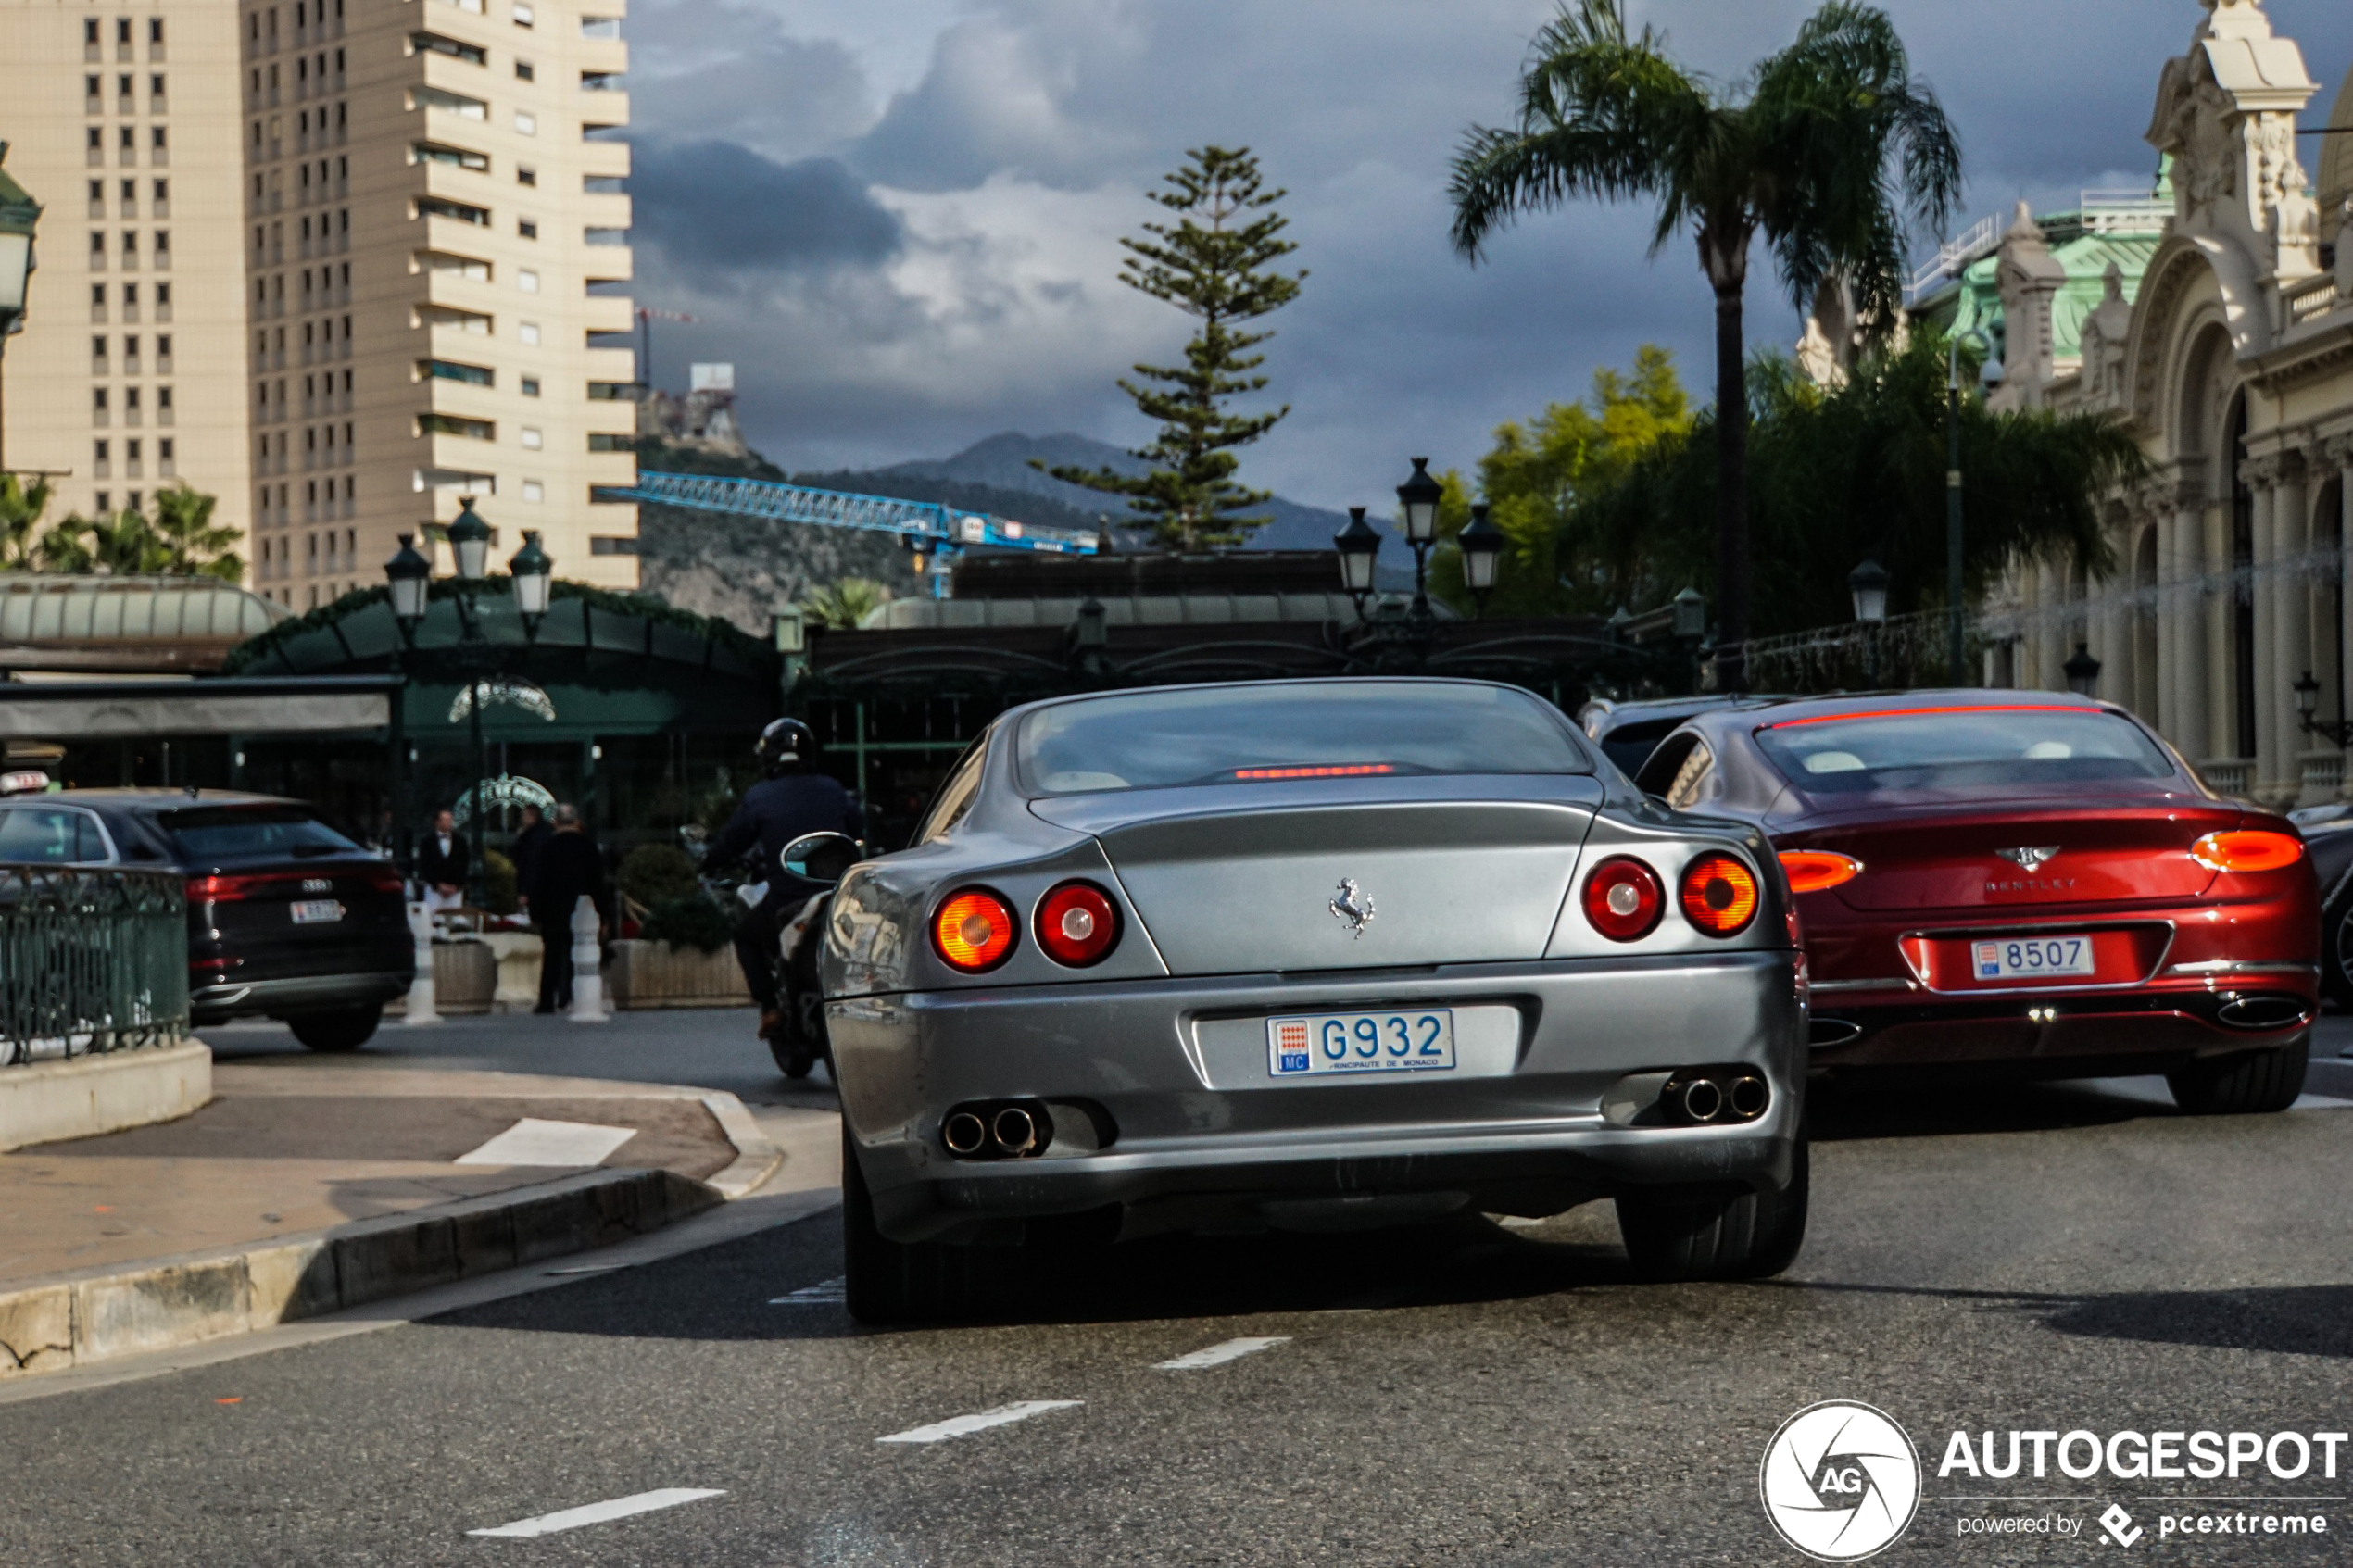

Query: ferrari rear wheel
[841,1124,991,1325]
[1616,1140,1809,1283]
[2166,1035,2309,1115]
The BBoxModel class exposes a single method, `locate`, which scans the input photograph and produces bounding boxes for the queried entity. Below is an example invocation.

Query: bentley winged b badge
[1994,847,2061,872]
[1327,877,1376,938]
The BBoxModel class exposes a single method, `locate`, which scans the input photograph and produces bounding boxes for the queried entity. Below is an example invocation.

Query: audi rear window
[1015,682,1592,796]
[162,806,359,859]
[1754,707,2175,796]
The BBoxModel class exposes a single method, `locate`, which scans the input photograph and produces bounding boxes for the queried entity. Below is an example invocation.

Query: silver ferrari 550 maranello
[820,677,1808,1323]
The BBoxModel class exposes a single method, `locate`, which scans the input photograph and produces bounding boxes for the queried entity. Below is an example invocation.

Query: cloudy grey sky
[620,0,2353,509]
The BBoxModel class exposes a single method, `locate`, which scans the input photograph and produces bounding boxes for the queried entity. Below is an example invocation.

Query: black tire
[2322,893,2353,1011]
[841,1123,991,1325]
[287,1003,383,1053]
[767,1033,819,1080]
[2166,1035,2309,1115]
[1616,1140,1809,1282]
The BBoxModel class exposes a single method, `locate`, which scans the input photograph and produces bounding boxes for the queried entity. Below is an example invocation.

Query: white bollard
[568,893,609,1022]
[404,901,442,1026]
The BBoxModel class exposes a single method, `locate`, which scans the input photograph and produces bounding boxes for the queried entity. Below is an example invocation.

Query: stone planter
[480,931,546,1012]
[432,939,497,1016]
[608,939,751,1009]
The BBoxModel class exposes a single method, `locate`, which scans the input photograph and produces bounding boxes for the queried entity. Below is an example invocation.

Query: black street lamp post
[1848,558,1890,687]
[1395,457,1443,634]
[383,533,433,882]
[1457,502,1504,617]
[1332,507,1381,621]
[2293,670,2353,746]
[2064,643,2103,699]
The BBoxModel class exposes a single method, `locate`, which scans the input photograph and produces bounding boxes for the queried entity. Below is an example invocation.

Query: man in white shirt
[416,808,469,914]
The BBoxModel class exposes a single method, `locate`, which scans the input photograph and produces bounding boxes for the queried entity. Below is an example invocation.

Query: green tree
[1566,332,2145,639]
[0,473,54,569]
[1040,145,1307,550]
[29,484,243,580]
[151,483,246,582]
[1448,0,1962,674]
[799,576,891,631]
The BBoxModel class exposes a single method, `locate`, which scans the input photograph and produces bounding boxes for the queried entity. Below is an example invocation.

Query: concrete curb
[0,1041,211,1154]
[0,1085,790,1380]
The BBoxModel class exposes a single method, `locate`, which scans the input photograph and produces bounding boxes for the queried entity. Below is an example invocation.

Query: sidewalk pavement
[0,1053,836,1381]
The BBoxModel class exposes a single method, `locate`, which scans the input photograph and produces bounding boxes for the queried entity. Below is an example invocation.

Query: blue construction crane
[613,470,1104,596]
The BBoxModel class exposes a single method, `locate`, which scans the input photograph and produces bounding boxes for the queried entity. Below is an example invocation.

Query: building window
[95,493,110,515]
[418,414,496,440]
[85,19,99,45]
[513,3,535,26]
[518,321,540,345]
[520,427,542,449]
[516,165,536,187]
[520,376,541,396]
[590,536,638,556]
[517,219,537,239]
[152,127,167,152]
[513,111,536,135]
[515,60,535,81]
[517,269,538,293]
[94,440,111,477]
[154,231,170,260]
[415,196,491,226]
[417,358,494,386]
[522,480,545,502]
[587,433,629,452]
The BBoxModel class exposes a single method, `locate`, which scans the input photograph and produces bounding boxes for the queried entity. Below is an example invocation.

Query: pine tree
[1042,146,1306,550]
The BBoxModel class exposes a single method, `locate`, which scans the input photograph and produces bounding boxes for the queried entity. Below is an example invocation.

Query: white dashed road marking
[1153,1336,1290,1370]
[771,1277,847,1304]
[877,1401,1083,1445]
[467,1488,725,1538]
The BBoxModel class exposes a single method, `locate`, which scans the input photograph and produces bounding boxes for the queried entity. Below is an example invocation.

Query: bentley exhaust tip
[1728,1075,1769,1120]
[942,1110,988,1157]
[1680,1077,1724,1123]
[2215,996,2310,1031]
[991,1105,1039,1155]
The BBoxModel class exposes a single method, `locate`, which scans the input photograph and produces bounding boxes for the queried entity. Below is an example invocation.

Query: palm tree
[151,483,245,582]
[799,576,891,631]
[0,473,53,570]
[1449,0,1961,683]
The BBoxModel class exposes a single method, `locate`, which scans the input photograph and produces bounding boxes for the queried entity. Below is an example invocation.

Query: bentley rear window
[1755,707,2173,796]
[1015,682,1591,796]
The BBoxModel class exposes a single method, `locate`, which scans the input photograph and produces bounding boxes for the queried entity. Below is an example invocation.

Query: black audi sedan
[0,790,412,1049]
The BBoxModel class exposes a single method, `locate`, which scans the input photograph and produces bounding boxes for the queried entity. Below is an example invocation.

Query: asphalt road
[8,1029,2353,1566]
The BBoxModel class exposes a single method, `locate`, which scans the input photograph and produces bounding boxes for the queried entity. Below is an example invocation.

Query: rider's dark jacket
[700,770,865,912]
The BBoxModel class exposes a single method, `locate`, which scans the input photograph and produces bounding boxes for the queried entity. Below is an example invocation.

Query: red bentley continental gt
[1632,692,2317,1113]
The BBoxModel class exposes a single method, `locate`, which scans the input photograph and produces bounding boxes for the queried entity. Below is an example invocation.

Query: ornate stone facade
[1994,0,2353,807]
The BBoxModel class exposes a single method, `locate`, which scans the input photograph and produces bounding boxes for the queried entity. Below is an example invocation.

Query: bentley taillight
[1035,880,1119,967]
[932,887,1017,972]
[2189,831,2304,872]
[1777,849,1863,894]
[1583,857,1664,941]
[1680,854,1759,937]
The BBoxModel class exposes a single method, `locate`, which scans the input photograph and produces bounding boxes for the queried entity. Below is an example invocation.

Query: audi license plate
[290,899,345,925]
[1267,1010,1455,1077]
[1972,935,2094,981]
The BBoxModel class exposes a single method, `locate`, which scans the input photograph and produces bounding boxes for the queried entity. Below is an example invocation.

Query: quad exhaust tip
[940,1098,1057,1160]
[1657,1067,1771,1127]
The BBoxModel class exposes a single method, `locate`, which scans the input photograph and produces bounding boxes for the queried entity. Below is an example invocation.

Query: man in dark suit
[511,804,553,920]
[416,808,469,912]
[528,803,608,1013]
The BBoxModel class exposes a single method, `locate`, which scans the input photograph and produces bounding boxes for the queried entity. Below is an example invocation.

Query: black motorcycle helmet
[755,718,816,776]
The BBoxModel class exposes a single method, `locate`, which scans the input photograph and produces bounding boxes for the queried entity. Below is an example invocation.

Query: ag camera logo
[1760,1401,1922,1561]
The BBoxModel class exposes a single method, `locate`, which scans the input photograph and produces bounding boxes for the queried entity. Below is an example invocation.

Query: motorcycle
[768,831,862,1081]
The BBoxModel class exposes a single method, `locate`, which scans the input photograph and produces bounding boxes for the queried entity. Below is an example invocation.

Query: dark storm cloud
[625,140,906,279]
[620,0,2353,498]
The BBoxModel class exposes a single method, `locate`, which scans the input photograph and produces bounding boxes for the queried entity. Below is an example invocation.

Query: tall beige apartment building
[0,0,253,546]
[0,0,640,606]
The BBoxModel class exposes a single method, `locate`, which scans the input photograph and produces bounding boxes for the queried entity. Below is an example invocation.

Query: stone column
[2201,493,2233,768]
[2096,514,2128,706]
[2155,508,2180,741]
[2273,454,2311,803]
[2246,459,2280,794]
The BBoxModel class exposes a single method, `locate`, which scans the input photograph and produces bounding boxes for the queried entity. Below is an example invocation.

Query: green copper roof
[1910,208,2167,370]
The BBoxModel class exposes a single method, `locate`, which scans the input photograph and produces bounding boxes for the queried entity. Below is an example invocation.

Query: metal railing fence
[0,866,187,1066]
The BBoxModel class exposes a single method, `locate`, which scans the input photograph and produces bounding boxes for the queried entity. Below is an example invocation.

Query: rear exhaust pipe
[1808,1018,1864,1047]
[1728,1075,1769,1120]
[942,1110,988,1157]
[991,1105,1039,1155]
[1680,1078,1724,1123]
[2215,996,2310,1031]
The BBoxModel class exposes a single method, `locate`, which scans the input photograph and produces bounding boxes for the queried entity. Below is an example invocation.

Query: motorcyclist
[698,718,864,1044]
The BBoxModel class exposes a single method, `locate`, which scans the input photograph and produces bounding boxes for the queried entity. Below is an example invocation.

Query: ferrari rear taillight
[932,887,1017,972]
[1035,880,1119,967]
[1582,857,1664,941]
[1680,854,1759,937]
[2189,830,2304,872]
[1777,849,1862,894]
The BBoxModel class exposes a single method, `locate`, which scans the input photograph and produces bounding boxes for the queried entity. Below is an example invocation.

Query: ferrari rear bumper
[828,950,1805,1245]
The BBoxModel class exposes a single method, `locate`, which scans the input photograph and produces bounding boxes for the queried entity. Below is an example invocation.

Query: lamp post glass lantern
[385,533,431,623]
[509,529,553,621]
[447,496,493,581]
[1458,502,1504,609]
[0,142,44,480]
[1396,458,1442,545]
[2064,643,2103,700]
[1333,506,1381,608]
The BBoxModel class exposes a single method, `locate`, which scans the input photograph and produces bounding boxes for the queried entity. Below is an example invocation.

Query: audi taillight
[186,873,263,904]
[931,887,1017,972]
[1035,880,1119,967]
[1777,849,1863,894]
[1583,857,1664,941]
[1680,854,1759,937]
[2189,830,2304,872]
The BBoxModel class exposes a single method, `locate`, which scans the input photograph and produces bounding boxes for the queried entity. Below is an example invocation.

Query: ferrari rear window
[1016,681,1592,796]
[1754,707,2174,796]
